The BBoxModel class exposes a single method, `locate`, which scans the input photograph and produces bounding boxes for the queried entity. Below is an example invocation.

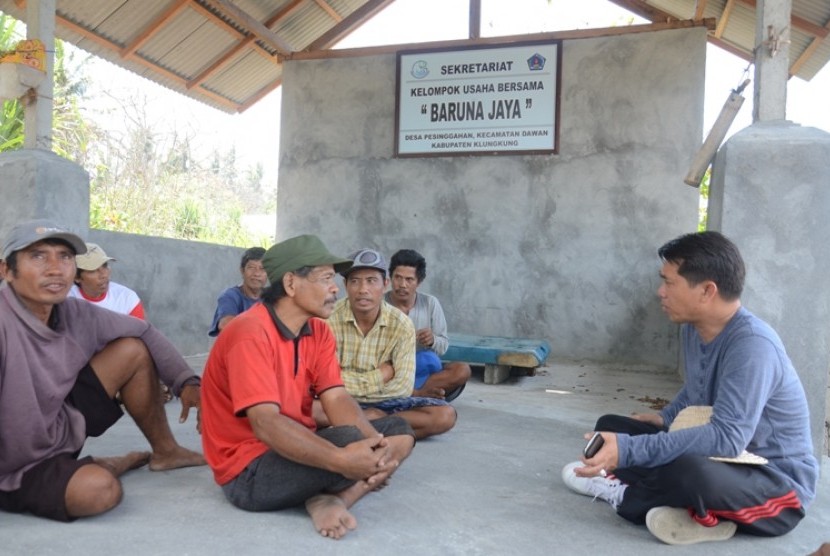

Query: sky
[75,0,830,192]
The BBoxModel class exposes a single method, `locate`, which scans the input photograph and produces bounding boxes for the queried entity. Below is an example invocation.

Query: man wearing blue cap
[200,234,415,541]
[0,219,204,522]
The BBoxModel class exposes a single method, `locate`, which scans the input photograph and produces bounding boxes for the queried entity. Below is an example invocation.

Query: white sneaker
[561,461,626,509]
[646,506,737,545]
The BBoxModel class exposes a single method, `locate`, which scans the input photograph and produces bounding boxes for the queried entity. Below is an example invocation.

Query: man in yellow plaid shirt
[327,248,457,440]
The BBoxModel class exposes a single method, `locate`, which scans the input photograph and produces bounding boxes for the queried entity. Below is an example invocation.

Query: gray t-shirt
[385,290,449,356]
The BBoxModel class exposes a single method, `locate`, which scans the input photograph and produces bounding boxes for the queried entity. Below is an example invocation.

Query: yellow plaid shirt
[327,298,416,403]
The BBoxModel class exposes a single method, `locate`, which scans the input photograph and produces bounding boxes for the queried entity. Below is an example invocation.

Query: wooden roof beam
[186,0,305,89]
[694,0,708,20]
[611,0,827,40]
[294,19,717,60]
[189,1,277,61]
[206,0,294,54]
[737,0,828,38]
[715,0,736,38]
[790,18,830,76]
[56,13,242,112]
[239,77,282,112]
[187,41,249,89]
[606,0,677,23]
[121,0,191,58]
[301,0,396,52]
[313,0,343,23]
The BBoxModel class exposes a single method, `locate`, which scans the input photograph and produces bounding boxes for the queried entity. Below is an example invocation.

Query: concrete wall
[277,27,705,368]
[710,121,830,458]
[0,149,89,241]
[87,230,244,356]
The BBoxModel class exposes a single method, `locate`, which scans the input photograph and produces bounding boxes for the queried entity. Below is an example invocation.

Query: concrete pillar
[753,0,790,122]
[709,121,830,460]
[0,149,90,241]
[24,0,56,150]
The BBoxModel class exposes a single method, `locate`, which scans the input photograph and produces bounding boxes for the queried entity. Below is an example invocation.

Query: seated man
[327,248,457,440]
[561,231,818,546]
[69,242,173,401]
[385,249,470,401]
[0,219,204,522]
[201,235,414,540]
[69,243,145,319]
[208,246,267,336]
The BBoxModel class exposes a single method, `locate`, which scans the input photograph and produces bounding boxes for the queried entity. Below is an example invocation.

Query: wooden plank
[441,333,551,368]
[291,19,715,61]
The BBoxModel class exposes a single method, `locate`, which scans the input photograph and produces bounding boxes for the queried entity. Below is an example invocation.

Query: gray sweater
[0,287,196,491]
[385,291,449,356]
[616,307,819,507]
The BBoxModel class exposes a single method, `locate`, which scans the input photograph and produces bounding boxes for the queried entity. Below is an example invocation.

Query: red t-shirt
[200,303,344,485]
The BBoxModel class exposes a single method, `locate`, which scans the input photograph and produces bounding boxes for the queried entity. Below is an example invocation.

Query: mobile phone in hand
[583,432,605,458]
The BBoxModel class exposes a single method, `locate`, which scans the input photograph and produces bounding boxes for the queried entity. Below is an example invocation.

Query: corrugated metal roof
[0,0,390,113]
[0,0,827,113]
[610,0,830,81]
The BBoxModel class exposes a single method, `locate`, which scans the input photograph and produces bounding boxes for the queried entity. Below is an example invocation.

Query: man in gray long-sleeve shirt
[0,220,206,522]
[385,249,470,401]
[561,231,818,546]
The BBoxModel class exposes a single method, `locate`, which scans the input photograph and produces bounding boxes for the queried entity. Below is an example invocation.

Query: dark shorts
[0,363,124,522]
[415,351,444,389]
[221,416,414,512]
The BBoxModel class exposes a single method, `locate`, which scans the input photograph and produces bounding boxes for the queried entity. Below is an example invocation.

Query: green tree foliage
[0,15,25,152]
[698,168,710,231]
[2,13,273,247]
[85,92,273,247]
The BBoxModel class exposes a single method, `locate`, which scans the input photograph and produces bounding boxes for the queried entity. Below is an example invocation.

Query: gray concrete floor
[1,359,828,555]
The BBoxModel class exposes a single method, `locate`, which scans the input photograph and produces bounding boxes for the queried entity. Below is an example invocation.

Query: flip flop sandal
[443,382,466,403]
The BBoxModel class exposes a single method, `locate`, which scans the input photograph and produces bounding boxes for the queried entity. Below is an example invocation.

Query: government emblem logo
[527,53,546,71]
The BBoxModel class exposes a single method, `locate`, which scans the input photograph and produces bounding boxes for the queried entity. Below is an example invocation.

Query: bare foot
[305,494,358,540]
[413,386,445,399]
[149,445,206,471]
[93,451,151,477]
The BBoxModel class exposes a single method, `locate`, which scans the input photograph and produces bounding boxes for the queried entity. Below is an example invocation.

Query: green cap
[262,234,352,285]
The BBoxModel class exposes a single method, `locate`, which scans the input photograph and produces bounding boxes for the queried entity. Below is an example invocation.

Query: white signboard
[396,41,561,157]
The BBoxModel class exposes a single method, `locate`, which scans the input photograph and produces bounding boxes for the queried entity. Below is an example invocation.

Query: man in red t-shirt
[201,234,415,541]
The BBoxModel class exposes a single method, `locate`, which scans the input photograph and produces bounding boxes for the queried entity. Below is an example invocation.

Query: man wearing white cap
[0,219,205,522]
[69,243,145,319]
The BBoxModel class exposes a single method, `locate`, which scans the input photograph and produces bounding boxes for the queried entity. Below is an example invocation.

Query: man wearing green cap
[200,234,415,541]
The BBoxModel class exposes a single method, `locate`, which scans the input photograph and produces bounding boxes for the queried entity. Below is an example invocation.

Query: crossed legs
[306,432,414,539]
[413,361,471,400]
[363,404,457,440]
[222,417,414,540]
